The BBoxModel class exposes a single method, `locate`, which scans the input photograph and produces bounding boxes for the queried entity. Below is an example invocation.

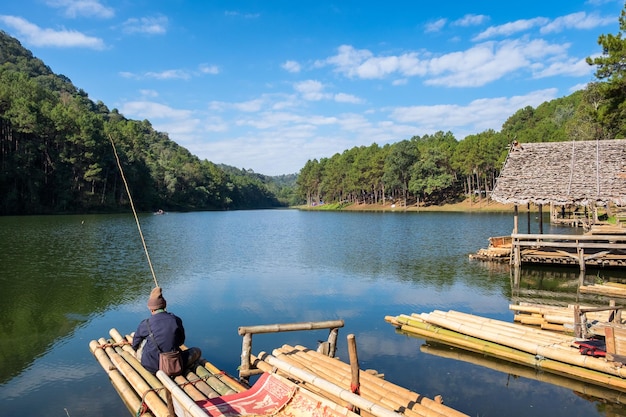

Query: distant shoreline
[299,198,534,213]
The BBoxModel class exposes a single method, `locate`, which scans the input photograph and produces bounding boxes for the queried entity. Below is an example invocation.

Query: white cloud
[334,93,363,104]
[473,17,550,41]
[233,99,265,112]
[282,60,301,73]
[320,38,574,88]
[569,82,589,93]
[540,12,614,33]
[474,11,614,41]
[199,64,219,75]
[321,45,426,79]
[144,69,191,80]
[389,88,558,134]
[294,80,330,101]
[45,0,114,19]
[224,10,260,19]
[119,101,193,120]
[0,15,105,49]
[121,16,168,35]
[424,18,446,33]
[453,14,489,27]
[532,56,594,78]
[139,89,159,98]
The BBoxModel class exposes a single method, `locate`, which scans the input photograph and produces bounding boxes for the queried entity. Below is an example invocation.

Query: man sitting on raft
[132,287,201,374]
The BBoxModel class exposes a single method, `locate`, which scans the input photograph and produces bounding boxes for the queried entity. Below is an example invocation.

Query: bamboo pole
[157,371,208,417]
[257,352,414,417]
[98,337,170,417]
[200,359,248,392]
[191,366,223,398]
[420,343,626,404]
[108,330,169,403]
[174,374,207,401]
[424,310,573,343]
[250,353,428,417]
[198,362,238,395]
[581,285,626,298]
[386,315,626,392]
[271,344,465,417]
[271,349,437,417]
[185,371,220,399]
[238,320,345,335]
[290,345,463,417]
[89,340,154,417]
[417,311,575,350]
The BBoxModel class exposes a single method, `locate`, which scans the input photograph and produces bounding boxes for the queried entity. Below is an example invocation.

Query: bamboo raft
[580,282,626,299]
[420,343,626,404]
[385,310,626,393]
[510,302,624,335]
[90,325,469,417]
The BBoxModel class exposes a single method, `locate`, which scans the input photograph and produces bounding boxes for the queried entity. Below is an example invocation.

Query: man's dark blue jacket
[132,311,185,374]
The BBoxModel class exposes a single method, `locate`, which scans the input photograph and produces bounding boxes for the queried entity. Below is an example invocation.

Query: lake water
[1,209,626,417]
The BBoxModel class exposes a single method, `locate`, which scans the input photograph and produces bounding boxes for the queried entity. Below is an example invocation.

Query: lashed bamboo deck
[471,233,626,270]
[90,325,469,417]
[510,302,624,335]
[385,310,626,393]
[580,282,626,298]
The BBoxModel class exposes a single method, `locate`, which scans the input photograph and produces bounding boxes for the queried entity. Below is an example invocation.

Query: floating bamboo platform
[90,325,469,417]
[420,342,626,404]
[471,233,626,270]
[385,310,626,393]
[580,282,626,299]
[510,302,625,335]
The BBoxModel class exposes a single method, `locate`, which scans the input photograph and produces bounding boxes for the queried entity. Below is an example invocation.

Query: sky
[0,1,623,175]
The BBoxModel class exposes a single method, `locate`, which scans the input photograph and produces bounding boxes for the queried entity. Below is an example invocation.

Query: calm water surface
[1,209,625,417]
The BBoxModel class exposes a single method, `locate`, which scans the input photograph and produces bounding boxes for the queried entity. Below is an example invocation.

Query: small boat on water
[90,321,469,417]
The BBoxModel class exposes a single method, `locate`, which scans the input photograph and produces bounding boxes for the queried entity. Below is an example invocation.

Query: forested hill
[0,31,297,215]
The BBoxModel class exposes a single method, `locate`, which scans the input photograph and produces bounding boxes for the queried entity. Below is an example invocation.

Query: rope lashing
[136,387,163,417]
[97,340,131,349]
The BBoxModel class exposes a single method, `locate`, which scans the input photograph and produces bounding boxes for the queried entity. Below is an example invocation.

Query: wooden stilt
[347,334,361,415]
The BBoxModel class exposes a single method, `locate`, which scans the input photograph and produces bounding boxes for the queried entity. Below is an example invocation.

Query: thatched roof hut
[491,139,626,207]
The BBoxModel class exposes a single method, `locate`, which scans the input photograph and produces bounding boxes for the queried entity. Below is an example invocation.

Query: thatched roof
[491,139,626,206]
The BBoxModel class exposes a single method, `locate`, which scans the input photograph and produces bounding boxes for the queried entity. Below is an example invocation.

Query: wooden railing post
[238,320,344,380]
[240,332,252,383]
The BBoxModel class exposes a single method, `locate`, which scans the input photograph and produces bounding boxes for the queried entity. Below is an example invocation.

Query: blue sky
[0,1,622,175]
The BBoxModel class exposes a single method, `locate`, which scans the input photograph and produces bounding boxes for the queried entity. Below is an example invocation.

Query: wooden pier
[510,233,626,270]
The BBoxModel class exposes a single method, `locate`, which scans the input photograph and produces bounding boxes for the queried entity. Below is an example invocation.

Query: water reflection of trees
[467,260,626,306]
[510,266,626,307]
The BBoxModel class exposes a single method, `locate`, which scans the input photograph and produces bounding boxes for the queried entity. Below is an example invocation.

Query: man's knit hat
[147,287,166,310]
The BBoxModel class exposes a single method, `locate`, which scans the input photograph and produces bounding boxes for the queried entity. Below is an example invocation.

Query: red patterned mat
[197,373,297,417]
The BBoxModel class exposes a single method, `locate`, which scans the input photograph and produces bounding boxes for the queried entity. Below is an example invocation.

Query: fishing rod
[108,134,159,288]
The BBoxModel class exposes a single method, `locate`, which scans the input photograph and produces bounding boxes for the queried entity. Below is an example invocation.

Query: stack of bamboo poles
[420,343,626,404]
[89,328,247,417]
[385,310,626,393]
[510,302,621,333]
[580,282,626,298]
[251,344,469,417]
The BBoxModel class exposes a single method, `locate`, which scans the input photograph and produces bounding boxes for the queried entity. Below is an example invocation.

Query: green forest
[296,6,626,208]
[0,32,298,215]
[1,5,626,215]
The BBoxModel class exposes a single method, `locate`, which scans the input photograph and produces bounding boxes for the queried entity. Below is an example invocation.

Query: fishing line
[109,134,159,288]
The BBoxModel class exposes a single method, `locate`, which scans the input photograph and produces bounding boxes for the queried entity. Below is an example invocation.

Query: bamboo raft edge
[385,311,626,394]
[90,327,470,417]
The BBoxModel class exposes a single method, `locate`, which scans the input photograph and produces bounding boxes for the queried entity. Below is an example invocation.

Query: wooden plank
[605,326,616,354]
[614,326,626,355]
